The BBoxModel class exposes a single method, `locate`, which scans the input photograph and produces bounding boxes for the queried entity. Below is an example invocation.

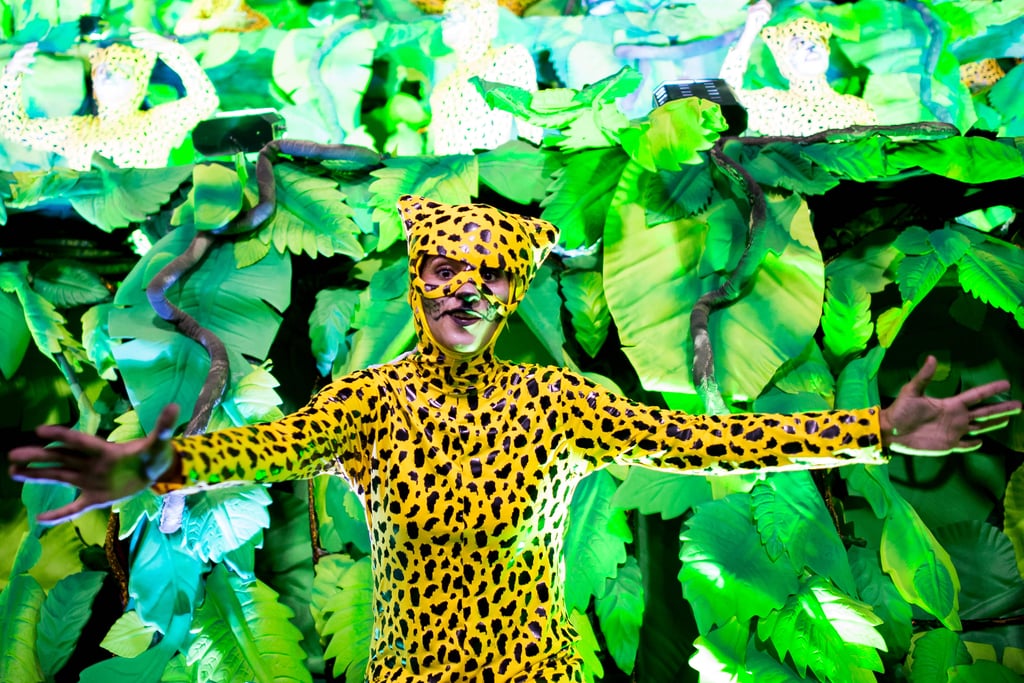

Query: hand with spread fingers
[880,356,1021,456]
[7,404,180,525]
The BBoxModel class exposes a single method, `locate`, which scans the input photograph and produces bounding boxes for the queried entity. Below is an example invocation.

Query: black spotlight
[193,109,287,157]
[652,79,748,137]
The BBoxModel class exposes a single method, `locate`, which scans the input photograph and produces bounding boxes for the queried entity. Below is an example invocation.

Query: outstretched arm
[719,0,772,90]
[0,43,79,151]
[130,29,218,124]
[880,355,1020,455]
[8,404,181,524]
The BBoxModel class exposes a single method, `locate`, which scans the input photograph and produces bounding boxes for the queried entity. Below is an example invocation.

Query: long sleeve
[168,369,380,495]
[552,369,887,474]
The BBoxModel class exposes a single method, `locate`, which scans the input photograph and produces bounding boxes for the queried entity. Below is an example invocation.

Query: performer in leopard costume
[10,196,1019,682]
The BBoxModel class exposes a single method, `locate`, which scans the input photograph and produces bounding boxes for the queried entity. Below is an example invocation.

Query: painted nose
[455,280,481,303]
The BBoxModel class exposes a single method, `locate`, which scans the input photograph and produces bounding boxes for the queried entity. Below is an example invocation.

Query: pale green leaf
[896,253,947,307]
[610,467,711,519]
[37,571,105,676]
[309,288,361,377]
[207,363,285,429]
[316,556,373,683]
[595,556,644,674]
[564,470,632,612]
[314,477,370,555]
[514,264,565,364]
[893,226,934,257]
[128,519,205,631]
[339,258,415,375]
[0,289,30,379]
[889,137,1024,183]
[679,494,798,633]
[540,147,628,248]
[561,269,610,358]
[0,573,45,683]
[956,238,1024,327]
[189,164,244,233]
[100,610,158,658]
[32,260,110,308]
[619,98,724,172]
[477,141,558,205]
[908,628,970,682]
[689,618,749,683]
[1002,464,1024,581]
[928,227,972,268]
[81,303,118,381]
[822,278,874,363]
[181,486,272,564]
[368,155,478,251]
[69,166,193,232]
[187,565,311,683]
[751,472,855,592]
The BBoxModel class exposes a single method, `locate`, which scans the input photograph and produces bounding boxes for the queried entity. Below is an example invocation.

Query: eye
[436,266,455,280]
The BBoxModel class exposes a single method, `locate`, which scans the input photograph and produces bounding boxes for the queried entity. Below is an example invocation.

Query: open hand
[6,42,39,75]
[881,356,1021,456]
[8,404,180,524]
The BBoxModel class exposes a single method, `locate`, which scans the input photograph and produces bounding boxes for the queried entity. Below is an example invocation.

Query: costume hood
[398,194,559,361]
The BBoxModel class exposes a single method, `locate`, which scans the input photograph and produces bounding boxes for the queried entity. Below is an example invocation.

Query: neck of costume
[167,196,886,682]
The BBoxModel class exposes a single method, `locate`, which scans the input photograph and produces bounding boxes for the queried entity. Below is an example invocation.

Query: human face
[418,255,510,356]
[783,35,830,79]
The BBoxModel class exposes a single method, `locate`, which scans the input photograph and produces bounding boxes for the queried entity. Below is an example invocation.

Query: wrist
[879,408,898,448]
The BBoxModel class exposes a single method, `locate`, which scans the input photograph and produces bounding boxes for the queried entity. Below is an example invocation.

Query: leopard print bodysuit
[167,196,886,682]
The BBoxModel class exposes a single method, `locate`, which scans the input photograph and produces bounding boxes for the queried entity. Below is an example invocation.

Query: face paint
[398,195,559,360]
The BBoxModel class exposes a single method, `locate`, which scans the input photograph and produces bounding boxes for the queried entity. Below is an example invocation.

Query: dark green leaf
[561,269,610,358]
[893,226,934,257]
[314,476,370,555]
[1006,464,1024,581]
[515,264,565,364]
[0,574,45,683]
[611,467,711,520]
[928,227,972,267]
[541,148,627,248]
[936,521,1024,620]
[908,628,970,682]
[956,238,1024,327]
[679,494,798,633]
[341,258,415,374]
[896,252,947,307]
[746,144,839,195]
[564,470,631,613]
[800,137,889,182]
[595,556,644,674]
[948,660,1024,683]
[477,141,558,205]
[32,260,110,308]
[189,565,312,682]
[69,166,193,232]
[37,571,105,677]
[889,137,1024,183]
[848,546,913,660]
[641,164,714,227]
[0,289,30,379]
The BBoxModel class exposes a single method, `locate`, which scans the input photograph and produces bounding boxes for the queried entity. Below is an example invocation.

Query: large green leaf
[618,97,725,172]
[81,303,118,380]
[744,143,839,195]
[1006,464,1024,581]
[109,224,291,431]
[641,163,715,227]
[314,555,373,683]
[956,237,1024,327]
[888,137,1024,183]
[245,164,364,262]
[368,155,478,251]
[679,494,798,633]
[848,546,913,660]
[595,555,644,674]
[0,573,44,683]
[604,165,824,399]
[100,610,158,658]
[128,519,205,632]
[172,164,244,234]
[181,486,272,564]
[188,565,311,683]
[751,473,855,592]
[540,147,628,248]
[36,570,105,677]
[206,363,286,431]
[948,660,1024,682]
[514,264,565,364]
[610,467,711,520]
[31,260,110,308]
[799,137,890,183]
[0,289,30,379]
[314,476,370,555]
[688,618,750,683]
[309,288,361,377]
[822,277,874,364]
[69,166,193,232]
[757,577,885,682]
[569,609,605,683]
[477,141,558,205]
[934,521,1024,620]
[561,269,610,358]
[908,628,970,682]
[339,258,415,374]
[564,470,631,613]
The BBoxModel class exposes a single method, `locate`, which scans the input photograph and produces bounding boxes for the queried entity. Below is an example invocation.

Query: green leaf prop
[564,470,631,613]
[309,288,361,377]
[569,609,605,683]
[688,618,750,683]
[540,147,628,248]
[743,143,839,195]
[181,486,272,564]
[368,155,479,251]
[31,260,110,308]
[314,476,370,555]
[339,258,415,374]
[81,303,118,381]
[679,494,798,633]
[314,555,373,682]
[641,164,715,228]
[751,473,855,592]
[69,166,193,232]
[515,264,565,364]
[799,137,889,183]
[757,577,886,681]
[888,137,1024,184]
[908,628,970,681]
[206,363,286,431]
[822,278,874,364]
[848,546,913,659]
[934,521,1024,620]
[618,98,725,172]
[1002,464,1024,581]
[948,660,1024,683]
[109,225,291,431]
[595,555,644,674]
[36,570,104,677]
[561,269,610,358]
[240,164,364,265]
[610,467,711,520]
[100,610,158,658]
[0,289,30,379]
[172,164,244,234]
[188,565,311,683]
[604,166,824,399]
[128,519,205,632]
[477,141,558,205]
[0,573,44,683]
[956,236,1024,327]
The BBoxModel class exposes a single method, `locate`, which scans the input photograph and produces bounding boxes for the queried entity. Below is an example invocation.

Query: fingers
[9,464,83,486]
[955,380,1013,407]
[36,499,91,526]
[33,424,108,453]
[152,404,181,442]
[900,355,937,399]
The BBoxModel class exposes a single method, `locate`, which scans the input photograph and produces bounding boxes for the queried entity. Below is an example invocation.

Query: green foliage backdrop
[2,0,1024,681]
